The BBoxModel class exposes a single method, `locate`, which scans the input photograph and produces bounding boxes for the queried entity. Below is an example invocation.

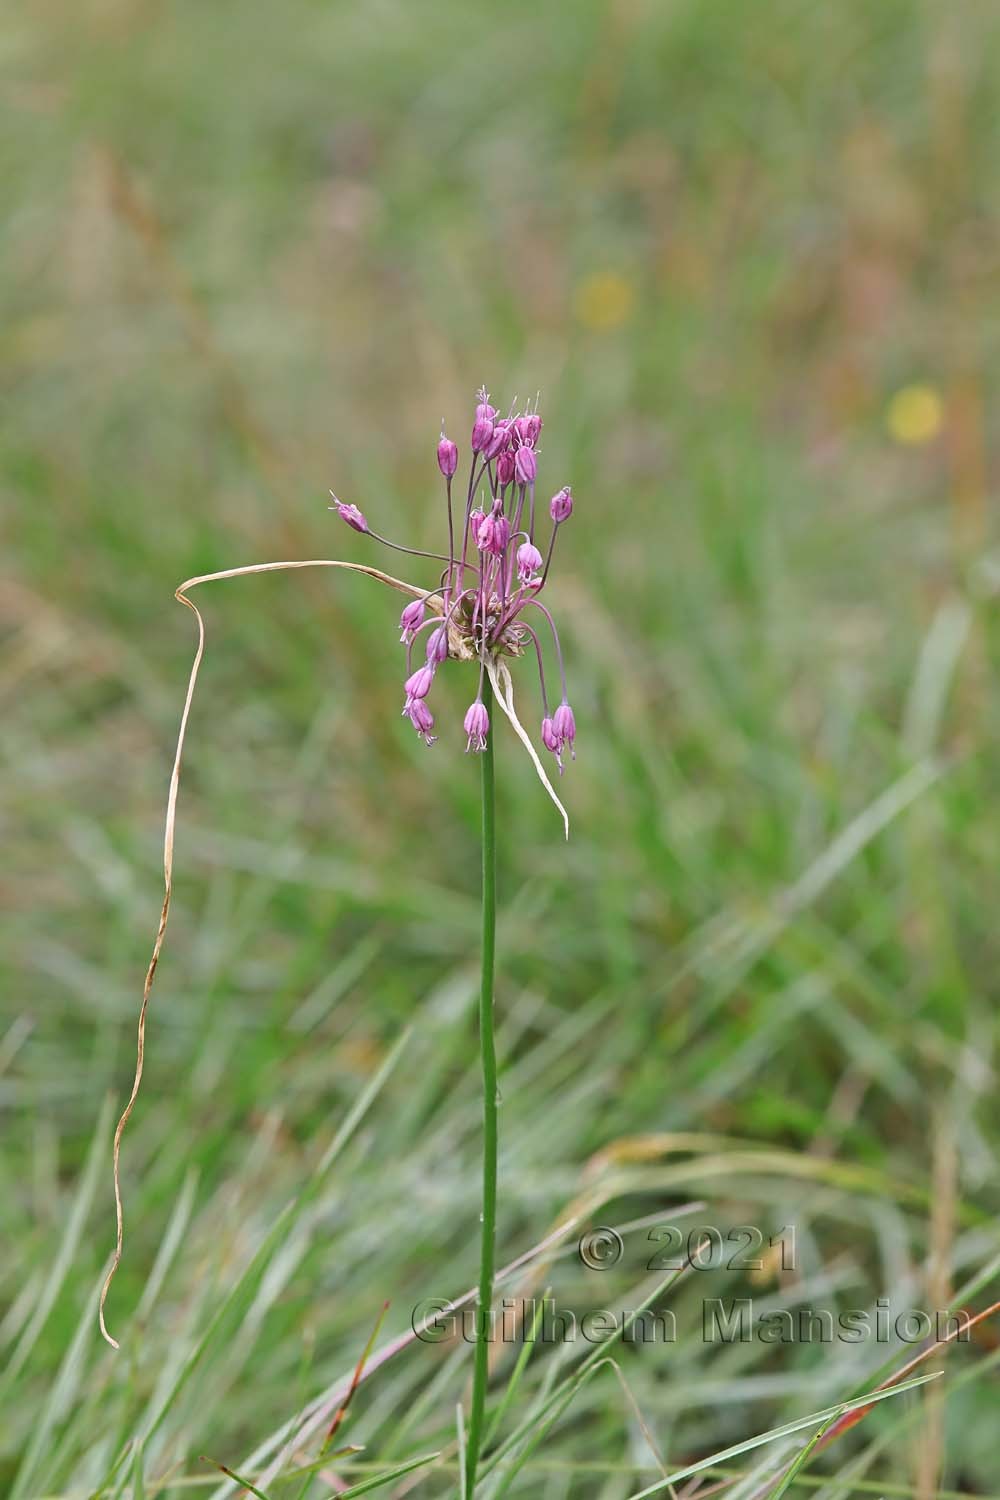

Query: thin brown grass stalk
[99,559,433,1347]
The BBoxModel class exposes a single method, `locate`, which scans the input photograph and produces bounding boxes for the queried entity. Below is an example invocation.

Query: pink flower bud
[495,451,515,487]
[476,502,511,556]
[426,625,449,663]
[471,413,495,453]
[399,598,426,643]
[553,701,576,759]
[403,697,436,744]
[514,445,537,485]
[514,413,542,447]
[476,394,497,421]
[437,433,458,478]
[331,497,368,533]
[549,485,573,523]
[516,541,543,582]
[463,700,490,753]
[485,420,512,460]
[404,664,434,700]
[541,703,575,768]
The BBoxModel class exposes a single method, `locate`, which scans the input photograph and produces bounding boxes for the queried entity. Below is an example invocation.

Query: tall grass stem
[465,673,497,1495]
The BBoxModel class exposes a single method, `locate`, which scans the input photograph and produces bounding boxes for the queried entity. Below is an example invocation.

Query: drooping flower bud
[404,664,435,700]
[403,697,436,744]
[541,713,567,772]
[474,512,491,551]
[330,497,368,533]
[399,598,426,643]
[463,699,490,753]
[437,432,458,478]
[514,445,537,485]
[475,395,497,421]
[495,451,515,487]
[426,624,449,663]
[476,502,511,556]
[516,541,543,582]
[553,701,576,759]
[514,413,542,447]
[549,486,573,523]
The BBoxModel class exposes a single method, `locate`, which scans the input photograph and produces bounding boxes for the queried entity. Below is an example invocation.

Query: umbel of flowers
[331,388,576,771]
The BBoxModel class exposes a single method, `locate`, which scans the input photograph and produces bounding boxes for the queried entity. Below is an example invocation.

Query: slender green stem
[465,673,497,1497]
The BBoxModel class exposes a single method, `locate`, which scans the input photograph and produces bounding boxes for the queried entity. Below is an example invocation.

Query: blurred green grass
[3,0,1000,1495]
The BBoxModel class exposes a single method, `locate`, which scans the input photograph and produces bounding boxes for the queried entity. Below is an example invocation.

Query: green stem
[465,674,497,1497]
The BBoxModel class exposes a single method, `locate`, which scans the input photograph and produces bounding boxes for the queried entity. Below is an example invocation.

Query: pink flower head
[403,697,436,745]
[399,598,426,643]
[476,502,511,556]
[332,384,575,782]
[549,486,573,523]
[516,541,543,582]
[464,699,490,753]
[514,445,537,485]
[437,432,458,478]
[495,450,515,487]
[331,497,368,533]
[404,664,435,700]
[426,624,449,663]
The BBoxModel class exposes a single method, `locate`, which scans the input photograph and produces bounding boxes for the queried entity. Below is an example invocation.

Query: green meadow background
[3,1,1000,1495]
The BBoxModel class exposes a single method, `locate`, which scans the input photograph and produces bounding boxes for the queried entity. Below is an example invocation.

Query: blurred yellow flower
[886,384,944,445]
[574,271,636,331]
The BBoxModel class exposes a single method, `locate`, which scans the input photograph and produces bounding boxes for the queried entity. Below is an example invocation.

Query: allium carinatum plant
[101,387,575,1496]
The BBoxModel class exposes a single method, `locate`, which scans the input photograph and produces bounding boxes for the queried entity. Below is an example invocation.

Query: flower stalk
[466,671,497,1497]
